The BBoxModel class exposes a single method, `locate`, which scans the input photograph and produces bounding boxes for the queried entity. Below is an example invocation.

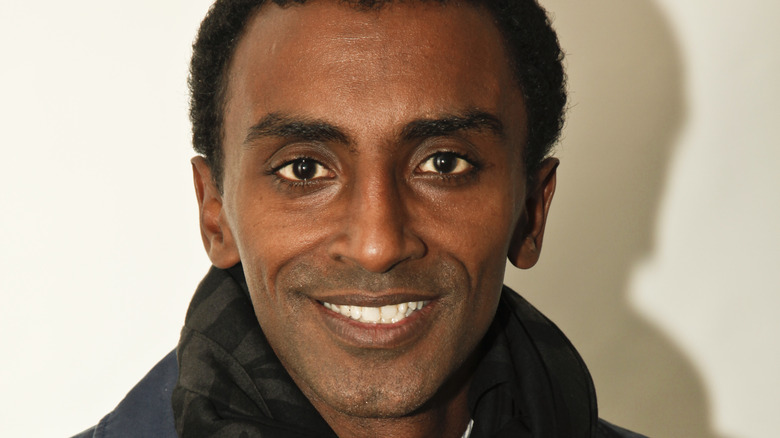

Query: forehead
[224,0,523,149]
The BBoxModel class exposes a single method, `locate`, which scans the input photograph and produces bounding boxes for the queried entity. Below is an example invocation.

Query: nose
[328,170,426,273]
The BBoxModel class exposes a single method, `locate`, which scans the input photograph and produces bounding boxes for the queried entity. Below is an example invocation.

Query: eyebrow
[244,112,350,146]
[243,109,505,147]
[400,110,505,142]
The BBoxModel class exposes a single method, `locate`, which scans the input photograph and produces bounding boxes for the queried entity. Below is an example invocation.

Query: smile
[322,300,430,324]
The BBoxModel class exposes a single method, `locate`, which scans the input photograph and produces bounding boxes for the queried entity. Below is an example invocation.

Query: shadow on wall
[505,1,723,437]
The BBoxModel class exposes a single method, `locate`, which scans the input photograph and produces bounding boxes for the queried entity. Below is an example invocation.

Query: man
[75,0,644,436]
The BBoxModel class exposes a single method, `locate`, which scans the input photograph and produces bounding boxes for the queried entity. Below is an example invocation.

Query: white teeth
[322,300,429,324]
[362,307,381,323]
[349,306,361,320]
[380,305,397,323]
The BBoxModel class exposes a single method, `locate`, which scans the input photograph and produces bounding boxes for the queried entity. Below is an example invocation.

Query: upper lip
[313,292,437,307]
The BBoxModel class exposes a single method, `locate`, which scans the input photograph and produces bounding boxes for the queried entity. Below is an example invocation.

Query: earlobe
[192,156,240,268]
[508,157,559,269]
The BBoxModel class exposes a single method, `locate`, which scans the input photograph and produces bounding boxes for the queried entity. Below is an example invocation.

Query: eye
[417,152,474,175]
[275,158,333,182]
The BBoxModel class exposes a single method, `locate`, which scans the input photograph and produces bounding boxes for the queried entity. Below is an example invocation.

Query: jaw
[242,247,510,424]
[288,311,482,438]
[259,287,494,419]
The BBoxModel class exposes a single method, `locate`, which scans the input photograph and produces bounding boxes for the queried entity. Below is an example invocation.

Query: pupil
[293,159,316,180]
[433,153,456,173]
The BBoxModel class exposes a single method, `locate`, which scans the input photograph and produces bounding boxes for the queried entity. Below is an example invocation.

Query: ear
[192,156,240,269]
[507,157,559,269]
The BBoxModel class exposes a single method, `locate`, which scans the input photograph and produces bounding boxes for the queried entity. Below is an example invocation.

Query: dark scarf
[172,265,599,437]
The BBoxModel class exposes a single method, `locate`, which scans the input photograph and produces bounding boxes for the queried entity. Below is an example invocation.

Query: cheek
[418,186,517,265]
[410,187,516,329]
[231,180,334,258]
[229,201,320,300]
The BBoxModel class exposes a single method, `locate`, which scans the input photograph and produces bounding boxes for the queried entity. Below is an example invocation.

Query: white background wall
[0,1,777,437]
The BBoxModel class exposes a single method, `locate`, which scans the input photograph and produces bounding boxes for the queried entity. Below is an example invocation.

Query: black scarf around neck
[172,265,598,437]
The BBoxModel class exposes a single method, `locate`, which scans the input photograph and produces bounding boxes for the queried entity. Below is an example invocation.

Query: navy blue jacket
[72,350,178,438]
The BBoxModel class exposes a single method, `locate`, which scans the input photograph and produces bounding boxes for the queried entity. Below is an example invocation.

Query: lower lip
[315,300,436,349]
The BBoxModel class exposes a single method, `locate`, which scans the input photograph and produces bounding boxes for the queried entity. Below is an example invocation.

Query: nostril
[329,215,426,273]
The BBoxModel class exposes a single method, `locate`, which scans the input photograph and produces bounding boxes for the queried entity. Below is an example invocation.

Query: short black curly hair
[190,0,565,190]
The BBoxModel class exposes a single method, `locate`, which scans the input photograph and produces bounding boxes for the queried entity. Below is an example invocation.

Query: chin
[324,385,430,419]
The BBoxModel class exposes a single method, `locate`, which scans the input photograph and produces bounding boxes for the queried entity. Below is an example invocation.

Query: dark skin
[192,2,558,437]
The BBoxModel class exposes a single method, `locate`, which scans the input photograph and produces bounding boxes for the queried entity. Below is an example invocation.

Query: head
[190,0,565,191]
[190,0,563,433]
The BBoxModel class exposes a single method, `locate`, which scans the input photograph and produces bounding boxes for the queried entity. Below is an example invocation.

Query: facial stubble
[250,255,495,420]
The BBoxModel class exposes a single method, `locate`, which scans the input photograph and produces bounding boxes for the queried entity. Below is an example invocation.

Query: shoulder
[71,350,179,438]
[500,289,647,438]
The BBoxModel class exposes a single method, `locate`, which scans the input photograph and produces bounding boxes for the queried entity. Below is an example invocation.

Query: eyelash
[265,150,481,191]
[266,157,333,190]
[416,151,481,181]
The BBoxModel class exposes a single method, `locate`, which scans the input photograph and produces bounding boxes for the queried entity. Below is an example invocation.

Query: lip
[314,294,438,350]
[313,292,435,308]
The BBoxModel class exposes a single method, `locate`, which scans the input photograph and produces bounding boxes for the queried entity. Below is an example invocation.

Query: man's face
[215,0,530,422]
